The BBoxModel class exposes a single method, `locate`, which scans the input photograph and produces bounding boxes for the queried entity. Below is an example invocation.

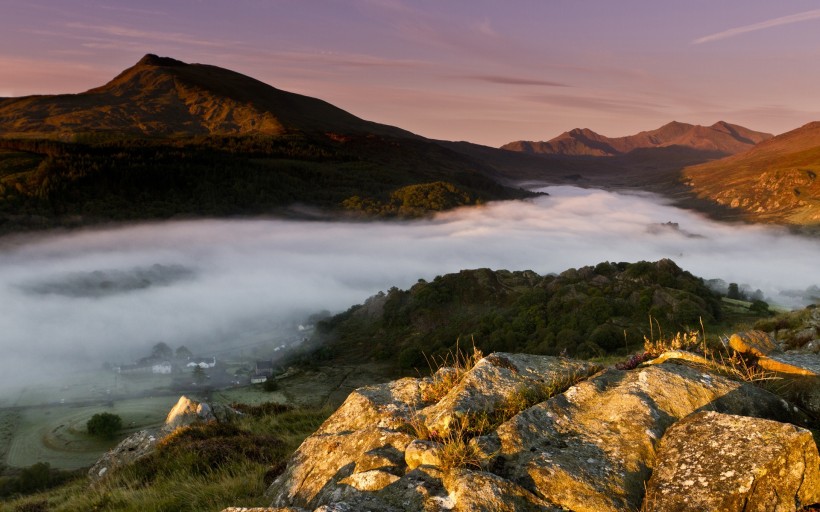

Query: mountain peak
[0,54,415,139]
[502,121,773,158]
[135,54,186,68]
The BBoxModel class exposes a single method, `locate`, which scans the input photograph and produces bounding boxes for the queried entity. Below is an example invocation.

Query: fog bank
[1,186,818,393]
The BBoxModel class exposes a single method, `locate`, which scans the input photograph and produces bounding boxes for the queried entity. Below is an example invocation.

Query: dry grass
[421,342,484,404]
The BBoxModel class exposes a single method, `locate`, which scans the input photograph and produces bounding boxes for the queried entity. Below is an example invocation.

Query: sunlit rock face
[644,411,820,511]
[261,353,817,512]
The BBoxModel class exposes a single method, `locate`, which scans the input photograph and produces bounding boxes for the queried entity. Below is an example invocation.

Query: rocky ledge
[89,395,238,481]
[248,349,819,512]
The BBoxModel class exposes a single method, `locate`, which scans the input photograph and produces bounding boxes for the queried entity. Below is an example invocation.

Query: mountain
[502,121,772,157]
[0,54,413,139]
[0,55,532,233]
[682,121,820,227]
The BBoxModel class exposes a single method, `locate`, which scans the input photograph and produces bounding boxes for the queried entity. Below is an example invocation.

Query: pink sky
[2,0,820,146]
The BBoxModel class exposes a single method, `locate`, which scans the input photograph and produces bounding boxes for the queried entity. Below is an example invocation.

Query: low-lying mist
[1,186,818,394]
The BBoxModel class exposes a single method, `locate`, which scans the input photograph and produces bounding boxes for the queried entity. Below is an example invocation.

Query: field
[2,396,177,470]
[0,368,180,471]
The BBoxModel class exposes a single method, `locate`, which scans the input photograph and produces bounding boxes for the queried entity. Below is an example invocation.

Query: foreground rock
[494,363,805,512]
[89,395,236,482]
[645,411,820,511]
[265,353,816,512]
[729,329,820,417]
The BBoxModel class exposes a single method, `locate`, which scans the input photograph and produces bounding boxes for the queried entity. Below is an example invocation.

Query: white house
[186,357,216,369]
[152,362,173,374]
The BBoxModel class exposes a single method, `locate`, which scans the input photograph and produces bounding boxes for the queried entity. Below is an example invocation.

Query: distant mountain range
[0,54,817,233]
[501,121,772,157]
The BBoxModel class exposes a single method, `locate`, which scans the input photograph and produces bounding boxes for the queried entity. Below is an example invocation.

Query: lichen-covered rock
[267,426,414,508]
[88,429,159,481]
[263,354,815,512]
[315,377,425,435]
[419,353,599,436]
[494,363,807,512]
[443,468,561,511]
[644,411,820,511]
[404,439,444,470]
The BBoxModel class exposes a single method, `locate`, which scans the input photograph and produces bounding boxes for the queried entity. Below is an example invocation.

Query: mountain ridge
[0,53,415,139]
[502,120,772,157]
[682,121,820,226]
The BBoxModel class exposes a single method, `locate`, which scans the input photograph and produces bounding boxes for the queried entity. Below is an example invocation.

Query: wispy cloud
[63,22,239,48]
[522,93,665,116]
[693,9,820,44]
[461,74,569,87]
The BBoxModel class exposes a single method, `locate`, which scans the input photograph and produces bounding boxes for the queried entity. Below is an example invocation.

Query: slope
[0,54,413,139]
[682,121,820,227]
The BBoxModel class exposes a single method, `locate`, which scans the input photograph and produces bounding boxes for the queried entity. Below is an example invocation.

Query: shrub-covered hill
[306,259,722,369]
[0,55,534,233]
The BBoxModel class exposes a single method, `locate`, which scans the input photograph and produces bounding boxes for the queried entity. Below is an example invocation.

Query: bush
[86,412,122,439]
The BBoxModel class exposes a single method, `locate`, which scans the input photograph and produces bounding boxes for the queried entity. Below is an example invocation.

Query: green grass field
[3,396,177,470]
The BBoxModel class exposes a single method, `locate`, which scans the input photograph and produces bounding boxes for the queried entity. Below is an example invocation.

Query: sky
[1,186,819,394]
[1,1,820,146]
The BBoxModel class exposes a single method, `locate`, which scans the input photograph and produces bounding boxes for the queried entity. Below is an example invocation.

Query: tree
[175,345,193,359]
[151,341,173,360]
[192,365,207,384]
[727,283,741,300]
[87,412,122,439]
[263,377,279,391]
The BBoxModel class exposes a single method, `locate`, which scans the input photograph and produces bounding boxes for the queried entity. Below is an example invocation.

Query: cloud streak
[693,9,820,44]
[461,74,569,87]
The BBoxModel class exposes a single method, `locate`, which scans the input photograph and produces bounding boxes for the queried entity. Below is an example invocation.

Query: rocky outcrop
[263,353,818,512]
[729,329,820,417]
[89,395,237,482]
[493,364,804,512]
[645,411,820,511]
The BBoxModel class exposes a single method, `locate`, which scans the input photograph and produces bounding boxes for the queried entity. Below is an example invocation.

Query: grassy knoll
[0,404,330,512]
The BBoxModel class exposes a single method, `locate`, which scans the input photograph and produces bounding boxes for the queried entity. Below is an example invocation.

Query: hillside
[297,259,727,370]
[0,55,533,232]
[502,121,772,158]
[0,54,413,139]
[682,121,820,227]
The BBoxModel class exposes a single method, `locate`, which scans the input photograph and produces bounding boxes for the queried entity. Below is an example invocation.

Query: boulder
[89,395,234,482]
[644,411,820,511]
[163,395,217,432]
[418,353,599,437]
[728,330,779,357]
[267,426,414,508]
[494,363,807,512]
[755,352,820,377]
[314,377,426,435]
[88,429,159,481]
[443,468,561,511]
[264,355,813,512]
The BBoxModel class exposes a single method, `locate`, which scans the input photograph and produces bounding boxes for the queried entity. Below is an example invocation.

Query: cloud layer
[1,187,818,394]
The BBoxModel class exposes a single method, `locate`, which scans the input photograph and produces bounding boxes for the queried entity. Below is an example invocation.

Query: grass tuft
[421,341,484,404]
